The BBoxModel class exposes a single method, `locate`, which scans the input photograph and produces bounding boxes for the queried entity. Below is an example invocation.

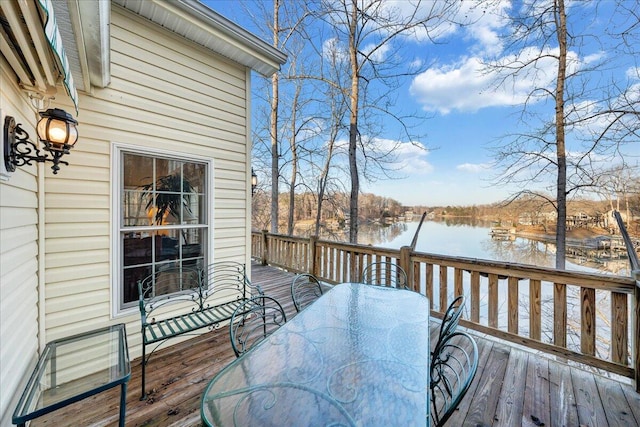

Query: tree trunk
[315,178,325,237]
[287,86,300,236]
[348,0,359,244]
[555,0,567,270]
[270,0,280,233]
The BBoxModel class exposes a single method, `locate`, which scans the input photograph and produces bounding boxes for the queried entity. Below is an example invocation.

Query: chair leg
[140,342,147,400]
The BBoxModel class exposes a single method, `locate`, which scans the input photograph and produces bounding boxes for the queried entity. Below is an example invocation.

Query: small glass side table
[12,324,131,427]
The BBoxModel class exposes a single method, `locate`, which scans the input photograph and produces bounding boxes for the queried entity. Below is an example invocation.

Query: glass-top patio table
[12,324,130,427]
[201,282,431,426]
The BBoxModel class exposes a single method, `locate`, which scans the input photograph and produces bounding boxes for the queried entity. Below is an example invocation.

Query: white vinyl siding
[0,60,40,427]
[41,6,251,360]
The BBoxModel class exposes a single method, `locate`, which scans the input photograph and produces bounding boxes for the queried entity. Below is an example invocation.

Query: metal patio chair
[361,261,409,289]
[291,273,323,312]
[229,295,287,357]
[432,295,466,356]
[430,331,479,426]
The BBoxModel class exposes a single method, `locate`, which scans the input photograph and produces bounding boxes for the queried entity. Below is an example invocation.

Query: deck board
[548,359,580,427]
[29,262,639,426]
[494,346,527,427]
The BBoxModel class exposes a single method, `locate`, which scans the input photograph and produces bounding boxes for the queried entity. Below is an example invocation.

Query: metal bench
[137,261,262,400]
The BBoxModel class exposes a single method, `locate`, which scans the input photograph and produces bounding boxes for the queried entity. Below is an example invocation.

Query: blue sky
[204,0,639,207]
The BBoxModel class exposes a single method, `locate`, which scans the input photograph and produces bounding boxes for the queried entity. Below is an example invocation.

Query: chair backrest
[291,273,323,312]
[433,295,466,355]
[361,261,408,289]
[430,331,479,426]
[229,295,287,357]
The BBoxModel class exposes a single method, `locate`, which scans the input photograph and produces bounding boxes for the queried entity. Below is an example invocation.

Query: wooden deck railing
[252,228,640,392]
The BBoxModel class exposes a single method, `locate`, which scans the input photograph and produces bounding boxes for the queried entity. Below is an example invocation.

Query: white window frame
[111,142,215,317]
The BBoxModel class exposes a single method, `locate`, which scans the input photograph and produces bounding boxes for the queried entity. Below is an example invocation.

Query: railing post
[612,211,639,392]
[632,270,640,393]
[309,235,318,276]
[261,230,268,266]
[400,246,412,290]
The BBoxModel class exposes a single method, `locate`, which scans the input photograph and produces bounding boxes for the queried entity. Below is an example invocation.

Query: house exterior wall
[0,57,41,426]
[41,5,252,356]
[1,4,254,419]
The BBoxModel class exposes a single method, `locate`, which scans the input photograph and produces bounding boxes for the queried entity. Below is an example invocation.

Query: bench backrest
[138,262,259,324]
[138,266,203,324]
[200,261,260,307]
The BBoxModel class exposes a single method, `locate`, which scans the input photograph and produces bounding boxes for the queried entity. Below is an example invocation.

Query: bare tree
[488,0,640,269]
[239,0,312,233]
[270,0,281,233]
[315,0,462,243]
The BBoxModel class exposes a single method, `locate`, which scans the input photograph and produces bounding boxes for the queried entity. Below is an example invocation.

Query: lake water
[355,218,631,277]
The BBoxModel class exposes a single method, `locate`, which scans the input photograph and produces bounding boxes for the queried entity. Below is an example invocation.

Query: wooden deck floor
[31,263,640,427]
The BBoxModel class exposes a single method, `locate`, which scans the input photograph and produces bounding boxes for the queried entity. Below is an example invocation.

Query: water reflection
[315,217,630,276]
[306,222,410,248]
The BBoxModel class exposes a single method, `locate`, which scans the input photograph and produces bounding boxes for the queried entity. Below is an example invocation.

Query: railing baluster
[581,287,596,356]
[611,291,628,364]
[412,260,420,293]
[508,276,519,334]
[470,271,480,322]
[488,273,499,328]
[426,264,434,308]
[530,279,541,341]
[439,266,448,310]
[554,282,566,347]
[454,268,463,299]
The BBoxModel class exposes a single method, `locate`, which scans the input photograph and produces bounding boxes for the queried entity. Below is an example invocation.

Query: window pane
[123,233,152,266]
[123,190,148,227]
[147,167,197,226]
[184,163,205,193]
[123,154,153,189]
[122,265,151,305]
[123,231,181,267]
[182,194,204,225]
[119,150,209,310]
[180,228,205,267]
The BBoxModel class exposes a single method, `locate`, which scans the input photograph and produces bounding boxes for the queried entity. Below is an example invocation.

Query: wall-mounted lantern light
[3,108,78,175]
[251,168,258,195]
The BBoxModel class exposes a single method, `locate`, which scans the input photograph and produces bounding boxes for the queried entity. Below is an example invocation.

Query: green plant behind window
[141,173,194,225]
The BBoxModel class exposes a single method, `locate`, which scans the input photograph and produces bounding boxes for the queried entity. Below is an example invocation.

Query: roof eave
[114,0,287,77]
[66,0,111,89]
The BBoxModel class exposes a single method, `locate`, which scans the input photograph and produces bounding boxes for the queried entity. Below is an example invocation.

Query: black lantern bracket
[3,108,78,175]
[251,168,258,195]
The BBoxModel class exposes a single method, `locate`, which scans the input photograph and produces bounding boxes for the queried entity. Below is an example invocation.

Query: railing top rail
[252,230,637,290]
[410,249,636,291]
[252,231,309,244]
[254,231,402,256]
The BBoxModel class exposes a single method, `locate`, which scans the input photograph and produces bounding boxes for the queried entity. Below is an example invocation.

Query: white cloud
[372,137,434,174]
[582,51,606,65]
[409,56,531,114]
[396,144,433,174]
[362,42,391,63]
[322,37,347,63]
[457,163,491,173]
[626,67,640,80]
[463,1,512,56]
[409,46,598,114]
[362,0,512,52]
